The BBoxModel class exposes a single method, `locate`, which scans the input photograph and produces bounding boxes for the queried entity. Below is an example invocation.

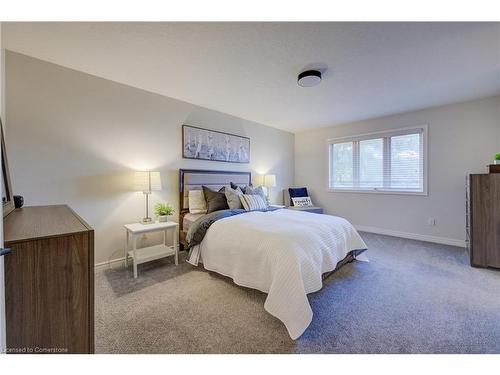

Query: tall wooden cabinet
[466,174,500,269]
[3,205,94,353]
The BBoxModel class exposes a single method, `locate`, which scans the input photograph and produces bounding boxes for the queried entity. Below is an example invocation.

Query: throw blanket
[186,209,246,250]
[186,207,280,256]
[187,209,368,339]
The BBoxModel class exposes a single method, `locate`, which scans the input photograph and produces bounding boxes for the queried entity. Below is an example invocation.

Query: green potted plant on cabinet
[154,202,174,222]
[494,153,500,165]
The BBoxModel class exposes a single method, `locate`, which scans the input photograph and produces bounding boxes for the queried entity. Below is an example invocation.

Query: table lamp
[263,174,276,205]
[134,171,162,224]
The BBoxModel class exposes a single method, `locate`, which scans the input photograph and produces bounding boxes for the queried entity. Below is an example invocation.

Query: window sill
[327,188,428,196]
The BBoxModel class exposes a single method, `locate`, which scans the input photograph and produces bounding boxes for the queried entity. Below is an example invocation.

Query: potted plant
[154,202,174,222]
[494,153,500,165]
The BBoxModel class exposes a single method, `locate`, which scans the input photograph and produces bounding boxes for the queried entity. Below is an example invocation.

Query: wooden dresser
[3,205,94,354]
[466,174,500,269]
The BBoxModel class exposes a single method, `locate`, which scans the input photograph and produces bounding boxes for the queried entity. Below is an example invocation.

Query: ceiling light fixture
[297,69,322,87]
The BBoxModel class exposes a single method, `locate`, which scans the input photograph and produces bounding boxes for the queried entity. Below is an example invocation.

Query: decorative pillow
[291,196,313,207]
[229,182,252,191]
[244,185,266,203]
[288,187,309,206]
[240,194,267,211]
[224,186,244,209]
[202,186,229,213]
[188,190,207,214]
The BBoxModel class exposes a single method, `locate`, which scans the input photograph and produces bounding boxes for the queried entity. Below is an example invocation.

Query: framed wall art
[182,125,250,163]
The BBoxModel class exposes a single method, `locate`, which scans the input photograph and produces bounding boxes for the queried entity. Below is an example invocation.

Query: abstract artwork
[182,125,250,163]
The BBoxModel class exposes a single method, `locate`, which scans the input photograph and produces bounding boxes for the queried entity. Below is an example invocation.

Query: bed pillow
[202,186,229,213]
[188,190,207,214]
[244,185,266,203]
[288,187,309,206]
[224,186,244,209]
[240,194,267,211]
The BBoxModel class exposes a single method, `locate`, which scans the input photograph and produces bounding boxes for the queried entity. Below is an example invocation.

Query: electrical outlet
[428,218,436,226]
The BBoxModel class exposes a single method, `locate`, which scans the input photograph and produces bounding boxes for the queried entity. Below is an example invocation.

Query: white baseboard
[355,225,465,248]
[94,227,464,269]
[95,256,126,271]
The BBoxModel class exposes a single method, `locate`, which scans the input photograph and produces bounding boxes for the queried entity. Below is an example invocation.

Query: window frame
[327,125,428,196]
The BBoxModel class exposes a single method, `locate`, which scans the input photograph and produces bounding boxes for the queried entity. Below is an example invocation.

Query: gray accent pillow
[230,181,252,190]
[244,185,267,203]
[224,186,243,209]
[202,186,229,213]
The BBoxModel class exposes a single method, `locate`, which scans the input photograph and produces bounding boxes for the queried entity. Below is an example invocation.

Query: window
[328,126,427,194]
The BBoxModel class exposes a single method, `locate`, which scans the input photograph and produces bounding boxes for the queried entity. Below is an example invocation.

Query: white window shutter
[328,126,427,194]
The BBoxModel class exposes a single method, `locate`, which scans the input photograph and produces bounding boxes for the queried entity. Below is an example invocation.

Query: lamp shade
[253,175,264,187]
[263,174,276,188]
[134,171,162,193]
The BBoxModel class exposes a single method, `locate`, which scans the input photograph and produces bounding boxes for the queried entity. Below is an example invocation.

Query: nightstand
[287,206,324,214]
[124,221,179,278]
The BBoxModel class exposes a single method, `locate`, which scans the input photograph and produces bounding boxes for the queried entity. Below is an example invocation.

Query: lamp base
[265,194,271,206]
[141,192,154,224]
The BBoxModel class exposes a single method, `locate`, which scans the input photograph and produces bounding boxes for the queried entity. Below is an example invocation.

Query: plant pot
[158,215,168,222]
[494,160,500,165]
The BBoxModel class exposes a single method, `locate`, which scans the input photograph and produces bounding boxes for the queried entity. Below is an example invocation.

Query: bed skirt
[322,248,367,281]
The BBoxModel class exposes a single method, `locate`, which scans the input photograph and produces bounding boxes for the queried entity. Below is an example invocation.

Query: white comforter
[189,209,368,339]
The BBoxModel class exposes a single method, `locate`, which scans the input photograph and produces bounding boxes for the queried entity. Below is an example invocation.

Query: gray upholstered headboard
[179,169,251,212]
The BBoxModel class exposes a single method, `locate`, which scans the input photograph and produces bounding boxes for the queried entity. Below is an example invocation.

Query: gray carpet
[95,233,500,353]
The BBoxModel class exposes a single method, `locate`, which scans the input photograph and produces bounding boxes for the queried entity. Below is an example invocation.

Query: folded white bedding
[191,209,367,339]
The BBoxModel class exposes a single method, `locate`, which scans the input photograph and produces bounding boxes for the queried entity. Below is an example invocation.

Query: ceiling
[3,22,500,132]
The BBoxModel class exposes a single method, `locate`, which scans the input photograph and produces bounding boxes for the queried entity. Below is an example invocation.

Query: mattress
[182,213,206,232]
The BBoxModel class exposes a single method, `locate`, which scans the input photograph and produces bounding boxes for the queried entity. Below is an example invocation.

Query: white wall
[497,24,500,149]
[0,21,6,354]
[5,51,294,265]
[497,96,500,149]
[295,96,500,246]
[0,23,3,118]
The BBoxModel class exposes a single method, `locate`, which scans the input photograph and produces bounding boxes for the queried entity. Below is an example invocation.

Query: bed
[178,169,252,249]
[179,169,368,339]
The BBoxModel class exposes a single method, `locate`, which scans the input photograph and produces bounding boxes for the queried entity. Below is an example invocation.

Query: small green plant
[495,153,500,161]
[154,202,174,217]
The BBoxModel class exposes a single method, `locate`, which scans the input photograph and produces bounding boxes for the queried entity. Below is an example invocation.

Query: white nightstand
[269,204,285,209]
[287,206,324,214]
[124,221,179,278]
